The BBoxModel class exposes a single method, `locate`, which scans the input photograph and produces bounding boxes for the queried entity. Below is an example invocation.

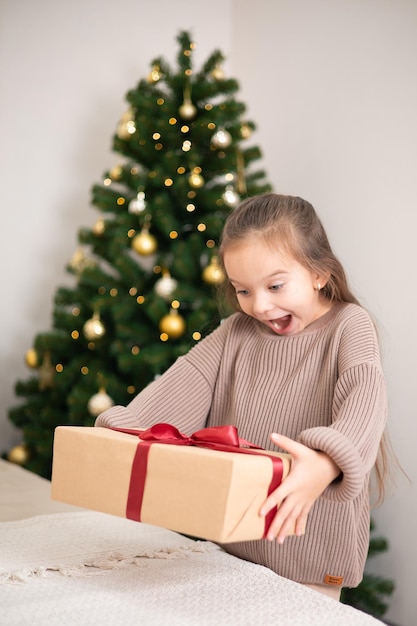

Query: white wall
[1,1,416,624]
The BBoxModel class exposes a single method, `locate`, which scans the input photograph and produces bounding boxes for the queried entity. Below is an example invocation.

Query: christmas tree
[341,519,395,620]
[6,31,271,479]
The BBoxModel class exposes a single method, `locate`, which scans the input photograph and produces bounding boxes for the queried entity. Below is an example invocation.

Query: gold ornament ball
[159,311,186,339]
[132,230,158,256]
[117,117,136,140]
[147,66,162,83]
[178,101,197,120]
[203,259,225,285]
[211,65,225,81]
[121,108,134,122]
[240,123,252,139]
[117,121,131,140]
[25,348,38,368]
[8,444,30,466]
[83,315,106,341]
[148,71,160,83]
[93,219,106,236]
[109,165,123,180]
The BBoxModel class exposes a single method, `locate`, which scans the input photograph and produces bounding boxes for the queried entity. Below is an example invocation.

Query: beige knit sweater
[95,302,387,588]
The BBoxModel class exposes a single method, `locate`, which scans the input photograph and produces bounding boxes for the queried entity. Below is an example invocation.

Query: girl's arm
[261,309,387,542]
[95,316,235,433]
[95,356,213,433]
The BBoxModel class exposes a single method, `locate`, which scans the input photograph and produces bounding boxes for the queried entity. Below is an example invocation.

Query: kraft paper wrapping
[51,426,291,543]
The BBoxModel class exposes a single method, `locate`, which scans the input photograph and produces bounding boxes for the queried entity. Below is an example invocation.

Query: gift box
[51,424,291,543]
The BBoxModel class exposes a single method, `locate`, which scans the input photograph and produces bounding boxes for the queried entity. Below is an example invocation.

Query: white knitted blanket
[0,511,213,582]
[0,511,384,626]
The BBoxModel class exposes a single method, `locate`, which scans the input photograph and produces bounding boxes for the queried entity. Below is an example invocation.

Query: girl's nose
[252,292,274,316]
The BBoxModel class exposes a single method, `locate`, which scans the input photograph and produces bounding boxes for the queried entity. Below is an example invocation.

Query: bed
[0,458,384,625]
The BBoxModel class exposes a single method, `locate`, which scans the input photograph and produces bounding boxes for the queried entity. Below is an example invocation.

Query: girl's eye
[270,284,284,291]
[236,289,249,296]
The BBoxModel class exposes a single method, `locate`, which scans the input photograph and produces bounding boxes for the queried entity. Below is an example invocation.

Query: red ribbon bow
[130,422,259,450]
[111,423,283,539]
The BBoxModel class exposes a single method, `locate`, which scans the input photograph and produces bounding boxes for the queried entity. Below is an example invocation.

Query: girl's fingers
[270,432,303,456]
[261,433,319,542]
[266,501,303,542]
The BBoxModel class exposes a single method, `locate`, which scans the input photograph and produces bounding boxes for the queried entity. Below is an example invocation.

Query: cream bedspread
[0,460,384,625]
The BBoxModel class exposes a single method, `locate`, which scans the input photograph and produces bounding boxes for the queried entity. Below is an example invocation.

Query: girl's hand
[260,433,340,543]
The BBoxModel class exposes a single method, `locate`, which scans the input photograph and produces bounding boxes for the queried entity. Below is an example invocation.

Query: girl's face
[223,236,332,336]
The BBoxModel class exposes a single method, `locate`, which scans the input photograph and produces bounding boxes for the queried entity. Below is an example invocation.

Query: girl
[96,193,388,601]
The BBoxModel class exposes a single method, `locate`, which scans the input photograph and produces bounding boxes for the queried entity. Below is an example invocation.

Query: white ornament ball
[154,275,178,299]
[87,389,114,416]
[128,191,146,214]
[179,101,197,120]
[83,314,106,340]
[222,186,240,208]
[211,129,232,149]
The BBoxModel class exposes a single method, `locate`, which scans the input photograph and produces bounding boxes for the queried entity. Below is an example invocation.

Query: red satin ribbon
[110,423,284,539]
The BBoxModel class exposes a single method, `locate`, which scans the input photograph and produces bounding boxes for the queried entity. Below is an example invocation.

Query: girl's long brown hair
[219,193,394,504]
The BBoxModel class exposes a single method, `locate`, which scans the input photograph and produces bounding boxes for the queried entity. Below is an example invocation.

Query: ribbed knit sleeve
[298,363,386,501]
[95,316,232,432]
[94,357,211,432]
[297,308,387,502]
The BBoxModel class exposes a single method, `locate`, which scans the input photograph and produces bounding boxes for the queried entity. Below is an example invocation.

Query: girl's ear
[314,272,331,291]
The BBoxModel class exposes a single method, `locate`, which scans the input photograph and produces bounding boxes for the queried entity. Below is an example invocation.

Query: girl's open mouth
[270,315,292,334]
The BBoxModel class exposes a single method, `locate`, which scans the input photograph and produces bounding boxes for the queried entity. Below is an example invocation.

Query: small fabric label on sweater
[323,574,344,586]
